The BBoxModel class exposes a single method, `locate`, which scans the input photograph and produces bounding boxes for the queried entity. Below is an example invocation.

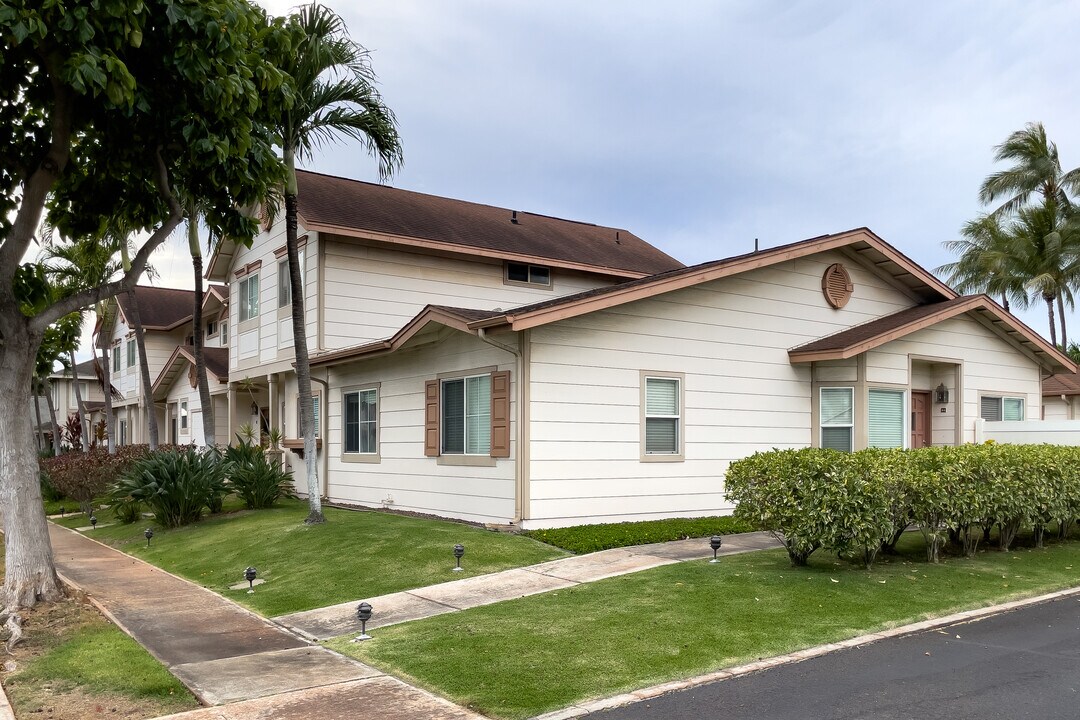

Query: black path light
[354,602,373,641]
[59,506,65,517]
[244,566,258,593]
[144,528,154,548]
[90,515,98,530]
[452,543,465,572]
[709,535,723,563]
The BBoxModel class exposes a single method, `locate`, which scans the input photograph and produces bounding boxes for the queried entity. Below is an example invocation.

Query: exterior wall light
[244,566,258,593]
[935,383,949,404]
[145,528,154,547]
[709,535,723,563]
[453,543,465,572]
[354,602,373,641]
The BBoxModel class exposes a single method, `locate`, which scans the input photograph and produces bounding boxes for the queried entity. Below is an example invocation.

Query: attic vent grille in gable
[822,263,854,308]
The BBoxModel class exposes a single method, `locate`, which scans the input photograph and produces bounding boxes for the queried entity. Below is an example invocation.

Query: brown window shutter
[424,380,440,456]
[490,370,511,458]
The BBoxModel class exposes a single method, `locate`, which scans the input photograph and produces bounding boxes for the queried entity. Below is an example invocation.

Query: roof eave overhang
[305,221,654,280]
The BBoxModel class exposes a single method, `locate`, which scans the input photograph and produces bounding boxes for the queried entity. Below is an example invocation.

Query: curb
[528,583,1080,720]
[0,680,14,720]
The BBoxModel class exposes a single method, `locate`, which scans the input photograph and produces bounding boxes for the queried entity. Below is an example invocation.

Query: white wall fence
[976,418,1080,446]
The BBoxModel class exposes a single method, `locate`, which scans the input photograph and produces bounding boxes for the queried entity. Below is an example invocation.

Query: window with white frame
[442,375,491,454]
[220,321,228,346]
[868,389,905,449]
[980,395,1024,422]
[644,376,681,454]
[180,401,188,431]
[343,388,378,454]
[118,419,127,446]
[820,387,854,452]
[239,274,259,322]
[126,339,136,368]
[206,320,216,337]
[112,343,121,372]
[278,249,304,308]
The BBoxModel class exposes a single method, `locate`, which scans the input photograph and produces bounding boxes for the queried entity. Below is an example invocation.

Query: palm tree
[277,2,403,524]
[938,214,1028,312]
[979,122,1080,217]
[186,203,216,446]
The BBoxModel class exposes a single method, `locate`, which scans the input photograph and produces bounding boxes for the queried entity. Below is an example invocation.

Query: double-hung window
[643,376,682,456]
[180,401,188,431]
[980,395,1024,422]
[126,339,136,368]
[868,389,905,449]
[820,387,854,452]
[112,343,121,372]
[239,275,259,322]
[343,388,378,456]
[442,375,491,454]
[278,249,304,308]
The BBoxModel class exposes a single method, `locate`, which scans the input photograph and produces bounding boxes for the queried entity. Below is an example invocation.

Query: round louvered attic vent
[821,263,853,308]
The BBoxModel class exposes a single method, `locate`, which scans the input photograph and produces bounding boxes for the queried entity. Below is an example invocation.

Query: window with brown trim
[505,262,551,287]
[424,370,510,458]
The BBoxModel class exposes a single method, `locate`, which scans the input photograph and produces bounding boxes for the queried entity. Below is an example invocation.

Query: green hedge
[523,516,752,554]
[725,444,1080,568]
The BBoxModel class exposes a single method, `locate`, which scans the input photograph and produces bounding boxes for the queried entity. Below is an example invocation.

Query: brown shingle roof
[118,286,196,331]
[1044,372,1080,396]
[295,170,683,277]
[199,346,229,381]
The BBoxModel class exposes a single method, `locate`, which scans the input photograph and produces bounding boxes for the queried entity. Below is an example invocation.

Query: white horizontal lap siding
[525,250,916,528]
[316,332,518,525]
[868,315,1042,444]
[320,239,613,349]
[1043,397,1069,421]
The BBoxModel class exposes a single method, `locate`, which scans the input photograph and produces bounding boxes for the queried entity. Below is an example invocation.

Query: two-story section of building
[204,169,683,475]
[96,286,197,445]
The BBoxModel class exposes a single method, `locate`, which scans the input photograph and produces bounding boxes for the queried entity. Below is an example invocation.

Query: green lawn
[51,499,565,617]
[329,533,1080,719]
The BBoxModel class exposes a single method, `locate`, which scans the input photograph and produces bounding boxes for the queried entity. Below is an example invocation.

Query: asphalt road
[599,597,1080,720]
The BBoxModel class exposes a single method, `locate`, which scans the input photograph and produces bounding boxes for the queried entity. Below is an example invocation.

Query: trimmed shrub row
[523,516,752,554]
[725,444,1080,568]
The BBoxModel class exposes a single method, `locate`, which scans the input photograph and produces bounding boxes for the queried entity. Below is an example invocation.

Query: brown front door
[911,391,931,448]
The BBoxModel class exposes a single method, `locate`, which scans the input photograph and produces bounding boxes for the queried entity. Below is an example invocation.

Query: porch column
[227,383,237,446]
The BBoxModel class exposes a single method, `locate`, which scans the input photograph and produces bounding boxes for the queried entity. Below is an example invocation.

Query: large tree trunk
[126,289,159,449]
[1045,295,1058,349]
[189,212,214,446]
[1057,293,1068,351]
[285,155,324,524]
[44,380,61,456]
[101,337,115,455]
[68,351,89,453]
[0,326,65,609]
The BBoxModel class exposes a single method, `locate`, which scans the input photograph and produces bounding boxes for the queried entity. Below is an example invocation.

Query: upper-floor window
[206,320,216,337]
[112,343,121,372]
[981,396,1024,422]
[278,249,304,308]
[506,262,551,287]
[126,339,136,368]
[239,274,259,322]
[220,321,228,346]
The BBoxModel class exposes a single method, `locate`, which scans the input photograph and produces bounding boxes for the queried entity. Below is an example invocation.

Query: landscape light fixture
[244,566,258,593]
[144,528,154,548]
[90,515,98,530]
[59,506,65,517]
[452,544,465,572]
[935,383,950,404]
[354,602,373,641]
[709,535,723,563]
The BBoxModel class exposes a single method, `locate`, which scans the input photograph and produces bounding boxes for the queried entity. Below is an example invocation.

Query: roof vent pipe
[511,211,519,224]
[755,238,759,253]
[615,231,621,245]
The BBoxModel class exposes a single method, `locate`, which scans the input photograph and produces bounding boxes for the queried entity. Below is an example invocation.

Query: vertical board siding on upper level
[298,331,518,525]
[525,250,922,528]
[320,238,615,349]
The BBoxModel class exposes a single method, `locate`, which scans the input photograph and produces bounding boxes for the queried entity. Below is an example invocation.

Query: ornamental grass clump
[111,447,225,528]
[222,439,295,509]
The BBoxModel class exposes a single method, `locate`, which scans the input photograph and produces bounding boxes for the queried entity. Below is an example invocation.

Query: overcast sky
[141,0,1080,345]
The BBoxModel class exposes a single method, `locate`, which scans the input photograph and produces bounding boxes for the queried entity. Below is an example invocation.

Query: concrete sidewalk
[49,523,483,718]
[277,531,780,640]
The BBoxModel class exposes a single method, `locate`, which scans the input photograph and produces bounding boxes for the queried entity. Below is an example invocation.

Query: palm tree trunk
[189,208,214,446]
[44,379,61,457]
[1057,293,1068,350]
[285,154,324,524]
[101,338,115,454]
[1046,295,1058,348]
[1001,294,1010,312]
[33,380,44,453]
[69,351,89,454]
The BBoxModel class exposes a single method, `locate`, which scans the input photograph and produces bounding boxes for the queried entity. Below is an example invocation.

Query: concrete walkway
[49,523,483,718]
[276,531,781,640]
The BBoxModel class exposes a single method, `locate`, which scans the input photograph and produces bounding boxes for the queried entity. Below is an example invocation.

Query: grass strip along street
[50,499,565,617]
[330,532,1080,719]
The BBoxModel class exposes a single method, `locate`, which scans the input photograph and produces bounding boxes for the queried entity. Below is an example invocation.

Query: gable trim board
[152,345,229,401]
